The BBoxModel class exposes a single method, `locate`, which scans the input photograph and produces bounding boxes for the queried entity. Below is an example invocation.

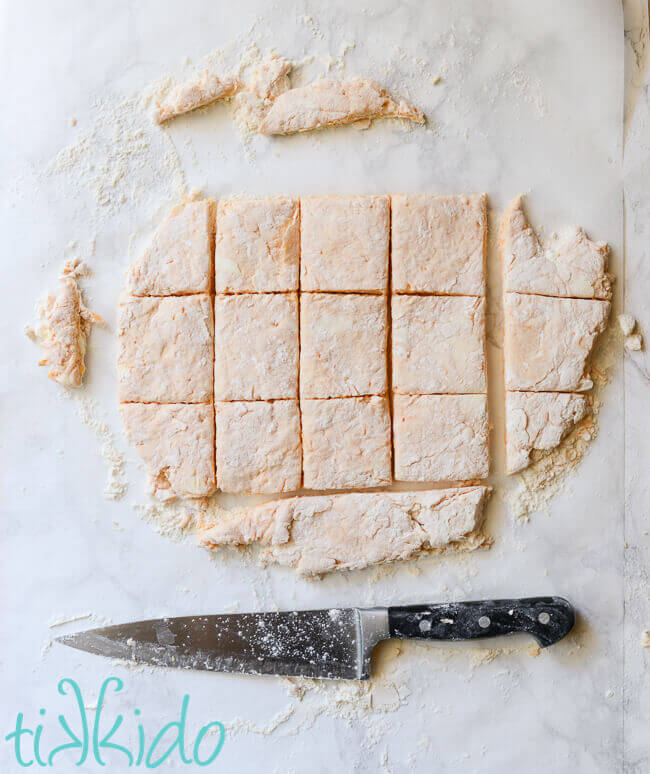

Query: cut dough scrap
[618,314,635,336]
[198,486,490,576]
[301,396,391,490]
[118,295,213,403]
[393,394,489,482]
[300,195,389,291]
[215,400,301,494]
[258,77,424,135]
[27,275,103,387]
[504,293,610,392]
[505,391,589,474]
[392,295,486,394]
[215,197,299,292]
[500,196,612,300]
[153,70,240,123]
[121,403,215,500]
[214,293,298,400]
[234,56,292,131]
[300,293,388,398]
[125,200,213,296]
[392,194,487,295]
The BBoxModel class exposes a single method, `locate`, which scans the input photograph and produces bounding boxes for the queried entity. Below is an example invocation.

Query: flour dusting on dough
[233,55,293,133]
[259,77,425,135]
[199,488,491,576]
[153,70,240,124]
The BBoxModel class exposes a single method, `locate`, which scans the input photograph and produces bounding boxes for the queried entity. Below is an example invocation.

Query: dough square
[126,200,213,296]
[118,295,213,403]
[300,293,388,398]
[120,403,215,499]
[505,391,588,474]
[214,293,298,400]
[500,196,612,300]
[392,295,487,394]
[215,197,299,292]
[391,194,487,295]
[504,293,610,391]
[215,400,302,493]
[300,195,389,291]
[393,394,489,482]
[301,396,392,490]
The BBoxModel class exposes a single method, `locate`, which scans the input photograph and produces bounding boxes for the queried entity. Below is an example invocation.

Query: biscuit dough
[258,77,424,135]
[214,293,298,400]
[125,200,213,296]
[121,403,215,499]
[301,396,391,490]
[504,293,610,392]
[392,295,487,394]
[153,71,240,123]
[500,196,612,300]
[300,195,390,292]
[505,391,589,474]
[300,293,388,398]
[393,394,489,482]
[392,194,487,295]
[215,197,299,292]
[235,56,292,131]
[215,400,301,494]
[198,486,490,575]
[118,295,213,403]
[27,270,103,387]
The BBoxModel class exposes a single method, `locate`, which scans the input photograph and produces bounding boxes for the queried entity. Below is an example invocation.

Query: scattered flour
[46,93,186,218]
[134,500,198,541]
[202,637,538,752]
[74,395,128,499]
[505,412,600,519]
[133,495,234,542]
[223,675,406,741]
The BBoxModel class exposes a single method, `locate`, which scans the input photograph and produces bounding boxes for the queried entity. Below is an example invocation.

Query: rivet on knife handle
[387,597,575,648]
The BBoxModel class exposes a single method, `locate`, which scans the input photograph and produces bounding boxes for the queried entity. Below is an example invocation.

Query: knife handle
[387,597,575,648]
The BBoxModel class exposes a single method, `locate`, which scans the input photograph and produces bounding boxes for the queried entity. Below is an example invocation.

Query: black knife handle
[388,597,575,648]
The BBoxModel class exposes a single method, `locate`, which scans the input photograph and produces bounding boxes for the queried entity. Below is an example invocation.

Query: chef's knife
[56,596,574,680]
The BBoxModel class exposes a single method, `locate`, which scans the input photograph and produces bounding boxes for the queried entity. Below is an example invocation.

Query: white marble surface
[623,2,650,770]
[0,1,646,771]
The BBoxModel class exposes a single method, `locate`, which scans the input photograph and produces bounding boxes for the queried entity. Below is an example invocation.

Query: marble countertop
[0,1,647,771]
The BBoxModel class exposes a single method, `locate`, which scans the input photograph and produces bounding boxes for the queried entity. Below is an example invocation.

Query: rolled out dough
[198,487,490,575]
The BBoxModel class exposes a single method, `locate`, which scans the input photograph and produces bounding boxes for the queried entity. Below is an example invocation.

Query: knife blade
[56,596,574,680]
